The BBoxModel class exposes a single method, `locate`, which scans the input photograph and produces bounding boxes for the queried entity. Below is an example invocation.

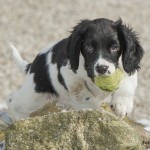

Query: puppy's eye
[110,44,119,53]
[85,45,94,53]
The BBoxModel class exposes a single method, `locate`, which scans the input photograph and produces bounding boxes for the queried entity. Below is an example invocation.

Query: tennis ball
[94,68,124,92]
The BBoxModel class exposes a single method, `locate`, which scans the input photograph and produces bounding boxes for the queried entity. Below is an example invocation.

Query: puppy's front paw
[110,97,133,117]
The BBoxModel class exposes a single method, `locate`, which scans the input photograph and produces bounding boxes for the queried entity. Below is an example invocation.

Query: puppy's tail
[9,44,29,74]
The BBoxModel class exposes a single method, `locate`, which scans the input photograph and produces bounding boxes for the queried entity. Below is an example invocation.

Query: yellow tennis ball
[94,68,124,92]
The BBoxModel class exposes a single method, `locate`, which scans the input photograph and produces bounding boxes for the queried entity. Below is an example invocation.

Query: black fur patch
[25,63,31,74]
[30,52,58,95]
[52,39,68,90]
[58,71,68,90]
[51,39,68,67]
[116,22,144,75]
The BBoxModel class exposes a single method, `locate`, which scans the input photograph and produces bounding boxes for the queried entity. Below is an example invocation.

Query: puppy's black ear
[66,20,90,72]
[114,19,144,75]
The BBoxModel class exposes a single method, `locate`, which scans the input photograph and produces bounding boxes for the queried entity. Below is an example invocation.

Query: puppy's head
[66,18,144,78]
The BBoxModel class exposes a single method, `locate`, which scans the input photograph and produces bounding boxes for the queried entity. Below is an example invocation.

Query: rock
[29,102,61,117]
[5,110,146,150]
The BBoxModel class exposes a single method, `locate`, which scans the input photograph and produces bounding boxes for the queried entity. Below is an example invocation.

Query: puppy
[7,18,144,121]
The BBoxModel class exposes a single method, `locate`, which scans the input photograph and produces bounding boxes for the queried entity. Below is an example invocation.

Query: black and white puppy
[7,18,144,121]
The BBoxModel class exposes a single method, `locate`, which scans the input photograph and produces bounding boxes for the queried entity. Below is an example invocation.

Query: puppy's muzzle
[95,65,108,75]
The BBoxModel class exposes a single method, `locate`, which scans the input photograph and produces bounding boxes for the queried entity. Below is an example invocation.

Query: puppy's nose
[96,65,108,74]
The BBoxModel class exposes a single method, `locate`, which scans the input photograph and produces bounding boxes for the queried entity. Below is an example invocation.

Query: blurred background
[0,0,150,121]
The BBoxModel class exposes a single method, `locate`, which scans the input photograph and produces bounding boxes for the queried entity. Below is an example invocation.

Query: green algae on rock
[5,110,146,150]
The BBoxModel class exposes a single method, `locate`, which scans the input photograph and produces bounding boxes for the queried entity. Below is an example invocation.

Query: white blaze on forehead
[94,56,116,76]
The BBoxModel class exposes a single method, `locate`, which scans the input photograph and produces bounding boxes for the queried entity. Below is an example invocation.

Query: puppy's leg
[7,74,50,121]
[0,101,8,112]
[7,91,29,121]
[110,72,137,117]
[0,100,13,127]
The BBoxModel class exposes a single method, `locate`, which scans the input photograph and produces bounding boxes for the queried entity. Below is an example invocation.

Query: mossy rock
[5,110,146,150]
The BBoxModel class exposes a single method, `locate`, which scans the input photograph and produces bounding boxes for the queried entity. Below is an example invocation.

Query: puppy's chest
[57,77,111,110]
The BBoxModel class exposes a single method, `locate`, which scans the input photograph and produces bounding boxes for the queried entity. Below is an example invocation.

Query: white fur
[7,43,138,121]
[110,70,137,116]
[0,101,8,112]
[108,56,137,117]
[9,44,28,74]
[7,73,51,121]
